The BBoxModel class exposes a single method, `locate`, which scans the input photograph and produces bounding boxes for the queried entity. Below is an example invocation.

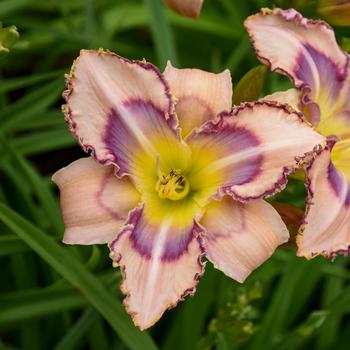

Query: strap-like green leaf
[144,0,178,67]
[233,65,267,105]
[0,202,158,350]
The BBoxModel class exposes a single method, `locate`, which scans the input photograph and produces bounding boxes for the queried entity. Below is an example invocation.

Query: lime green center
[155,168,190,201]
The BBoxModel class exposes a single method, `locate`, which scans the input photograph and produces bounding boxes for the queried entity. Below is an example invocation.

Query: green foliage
[233,65,267,105]
[0,202,156,350]
[0,0,349,349]
[199,282,263,349]
[342,37,350,52]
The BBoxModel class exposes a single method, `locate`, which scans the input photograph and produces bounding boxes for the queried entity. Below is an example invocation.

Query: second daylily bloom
[53,49,324,329]
[245,8,350,259]
[163,0,203,18]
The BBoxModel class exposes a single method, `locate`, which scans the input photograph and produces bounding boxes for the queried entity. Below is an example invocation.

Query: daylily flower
[52,49,324,329]
[245,8,350,259]
[163,0,203,18]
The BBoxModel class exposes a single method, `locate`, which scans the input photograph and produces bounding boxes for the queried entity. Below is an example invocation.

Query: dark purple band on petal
[110,205,196,262]
[190,115,263,187]
[104,100,177,176]
[62,50,180,169]
[328,162,350,207]
[214,124,262,186]
[294,44,348,126]
[295,44,346,100]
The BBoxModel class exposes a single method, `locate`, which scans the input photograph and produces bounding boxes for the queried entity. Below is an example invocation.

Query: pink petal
[163,0,203,18]
[297,139,350,258]
[109,204,204,330]
[201,197,289,282]
[64,50,182,183]
[187,101,325,202]
[164,62,232,137]
[263,88,302,113]
[52,158,140,244]
[244,8,349,126]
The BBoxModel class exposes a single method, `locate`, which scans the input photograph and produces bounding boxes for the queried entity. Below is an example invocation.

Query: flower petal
[244,8,349,125]
[164,62,232,137]
[109,203,204,330]
[316,79,350,139]
[201,197,289,282]
[297,139,350,258]
[64,50,184,186]
[52,158,140,244]
[263,88,302,112]
[187,101,325,202]
[163,0,203,18]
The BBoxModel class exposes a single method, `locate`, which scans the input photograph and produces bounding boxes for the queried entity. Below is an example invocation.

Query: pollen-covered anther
[155,169,190,201]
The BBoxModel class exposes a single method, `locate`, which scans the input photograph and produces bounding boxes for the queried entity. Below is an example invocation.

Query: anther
[155,159,190,201]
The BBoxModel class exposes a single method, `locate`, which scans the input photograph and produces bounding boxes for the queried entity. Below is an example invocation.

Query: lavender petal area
[280,8,308,24]
[110,205,198,262]
[215,126,262,187]
[295,44,346,102]
[328,162,350,207]
[103,99,178,177]
[188,119,262,189]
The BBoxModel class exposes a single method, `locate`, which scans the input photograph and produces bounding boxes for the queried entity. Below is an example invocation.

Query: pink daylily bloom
[163,0,203,18]
[53,49,324,329]
[245,8,350,259]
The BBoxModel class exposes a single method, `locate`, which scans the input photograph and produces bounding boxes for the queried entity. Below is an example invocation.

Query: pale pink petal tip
[201,197,289,282]
[109,206,205,330]
[164,61,232,137]
[164,0,203,18]
[297,140,350,259]
[52,157,140,245]
[63,49,179,182]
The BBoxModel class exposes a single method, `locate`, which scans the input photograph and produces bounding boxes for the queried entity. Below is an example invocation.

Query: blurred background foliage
[0,0,349,349]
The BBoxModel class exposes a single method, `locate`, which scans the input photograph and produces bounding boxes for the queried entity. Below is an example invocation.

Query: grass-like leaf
[0,202,158,350]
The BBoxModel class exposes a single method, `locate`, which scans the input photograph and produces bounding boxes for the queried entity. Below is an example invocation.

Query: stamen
[155,159,190,201]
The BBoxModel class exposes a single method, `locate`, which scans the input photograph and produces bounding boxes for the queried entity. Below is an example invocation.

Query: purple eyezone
[190,119,263,189]
[110,206,195,262]
[295,44,346,101]
[327,162,350,207]
[104,100,177,176]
